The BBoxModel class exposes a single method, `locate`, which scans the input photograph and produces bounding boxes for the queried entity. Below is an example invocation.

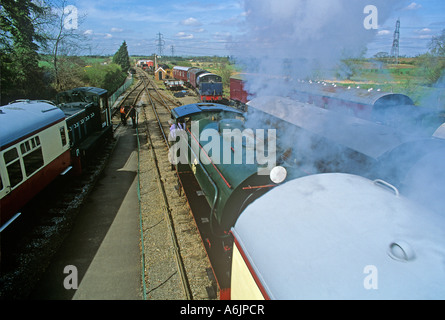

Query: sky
[68,0,445,58]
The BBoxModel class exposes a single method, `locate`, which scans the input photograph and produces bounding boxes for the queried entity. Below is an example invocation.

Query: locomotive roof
[247,96,419,159]
[171,103,243,119]
[198,72,221,78]
[0,100,66,149]
[232,173,445,299]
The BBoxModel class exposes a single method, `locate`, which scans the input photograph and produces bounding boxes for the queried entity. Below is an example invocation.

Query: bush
[83,63,127,93]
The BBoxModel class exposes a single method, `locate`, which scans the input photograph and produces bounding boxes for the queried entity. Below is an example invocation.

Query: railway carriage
[230,74,250,107]
[291,81,418,124]
[188,68,207,90]
[172,66,191,82]
[0,100,71,231]
[230,173,445,299]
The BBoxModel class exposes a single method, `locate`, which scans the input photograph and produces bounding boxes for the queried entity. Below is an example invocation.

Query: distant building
[155,67,167,81]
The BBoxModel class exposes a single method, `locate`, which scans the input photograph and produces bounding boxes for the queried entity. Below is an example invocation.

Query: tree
[422,29,445,85]
[0,0,48,103]
[43,0,89,90]
[429,29,445,57]
[113,41,130,72]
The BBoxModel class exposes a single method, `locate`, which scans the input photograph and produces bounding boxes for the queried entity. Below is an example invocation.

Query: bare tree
[41,0,90,90]
[429,29,445,57]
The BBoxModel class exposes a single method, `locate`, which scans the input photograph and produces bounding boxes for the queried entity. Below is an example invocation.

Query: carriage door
[99,95,110,128]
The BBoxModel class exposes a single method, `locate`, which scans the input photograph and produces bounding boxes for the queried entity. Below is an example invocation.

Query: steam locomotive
[231,172,445,299]
[169,96,445,299]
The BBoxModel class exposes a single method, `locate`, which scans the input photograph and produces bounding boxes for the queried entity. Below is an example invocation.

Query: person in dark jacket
[129,105,137,128]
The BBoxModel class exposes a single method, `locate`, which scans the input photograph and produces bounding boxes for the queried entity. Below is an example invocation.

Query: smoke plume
[232,0,409,97]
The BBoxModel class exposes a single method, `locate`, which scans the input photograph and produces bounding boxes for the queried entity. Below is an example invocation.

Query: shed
[155,67,167,81]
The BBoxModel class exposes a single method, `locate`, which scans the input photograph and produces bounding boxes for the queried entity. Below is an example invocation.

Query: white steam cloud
[230,0,445,216]
[232,0,410,97]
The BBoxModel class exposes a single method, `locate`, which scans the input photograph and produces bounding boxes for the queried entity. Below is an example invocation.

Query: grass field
[73,55,444,109]
[328,58,445,108]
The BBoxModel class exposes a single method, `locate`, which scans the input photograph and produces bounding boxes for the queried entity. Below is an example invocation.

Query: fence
[108,75,134,109]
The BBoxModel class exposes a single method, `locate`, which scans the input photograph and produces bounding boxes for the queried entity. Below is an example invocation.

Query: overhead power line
[157,32,165,56]
[391,18,400,64]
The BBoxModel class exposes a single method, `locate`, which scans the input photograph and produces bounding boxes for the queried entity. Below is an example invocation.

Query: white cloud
[180,17,202,27]
[111,27,124,33]
[175,32,194,39]
[377,30,391,36]
[84,29,93,35]
[416,28,432,34]
[104,33,113,39]
[404,2,422,10]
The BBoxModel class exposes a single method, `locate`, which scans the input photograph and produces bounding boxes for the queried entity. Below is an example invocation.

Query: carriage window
[19,136,44,178]
[23,148,44,177]
[4,148,19,164]
[4,148,23,188]
[0,172,3,191]
[60,127,67,146]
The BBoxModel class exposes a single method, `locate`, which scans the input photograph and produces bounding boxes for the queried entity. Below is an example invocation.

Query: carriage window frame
[20,136,44,178]
[60,126,67,146]
[3,147,23,188]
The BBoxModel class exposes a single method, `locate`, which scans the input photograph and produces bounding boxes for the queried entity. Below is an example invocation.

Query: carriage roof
[247,96,419,159]
[0,100,66,149]
[232,173,445,299]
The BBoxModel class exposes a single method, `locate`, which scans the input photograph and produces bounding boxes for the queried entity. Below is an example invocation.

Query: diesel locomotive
[172,66,223,102]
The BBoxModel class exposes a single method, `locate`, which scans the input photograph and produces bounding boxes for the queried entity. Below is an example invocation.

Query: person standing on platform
[129,105,137,128]
[120,105,127,126]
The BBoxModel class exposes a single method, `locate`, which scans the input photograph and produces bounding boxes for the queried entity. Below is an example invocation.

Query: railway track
[139,71,191,299]
[136,69,216,300]
[0,70,215,300]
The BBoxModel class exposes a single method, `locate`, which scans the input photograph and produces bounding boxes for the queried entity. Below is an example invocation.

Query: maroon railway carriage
[0,100,71,231]
[172,66,191,83]
[230,74,250,105]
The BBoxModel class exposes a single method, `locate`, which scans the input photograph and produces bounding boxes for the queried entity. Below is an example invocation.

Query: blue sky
[70,0,445,58]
